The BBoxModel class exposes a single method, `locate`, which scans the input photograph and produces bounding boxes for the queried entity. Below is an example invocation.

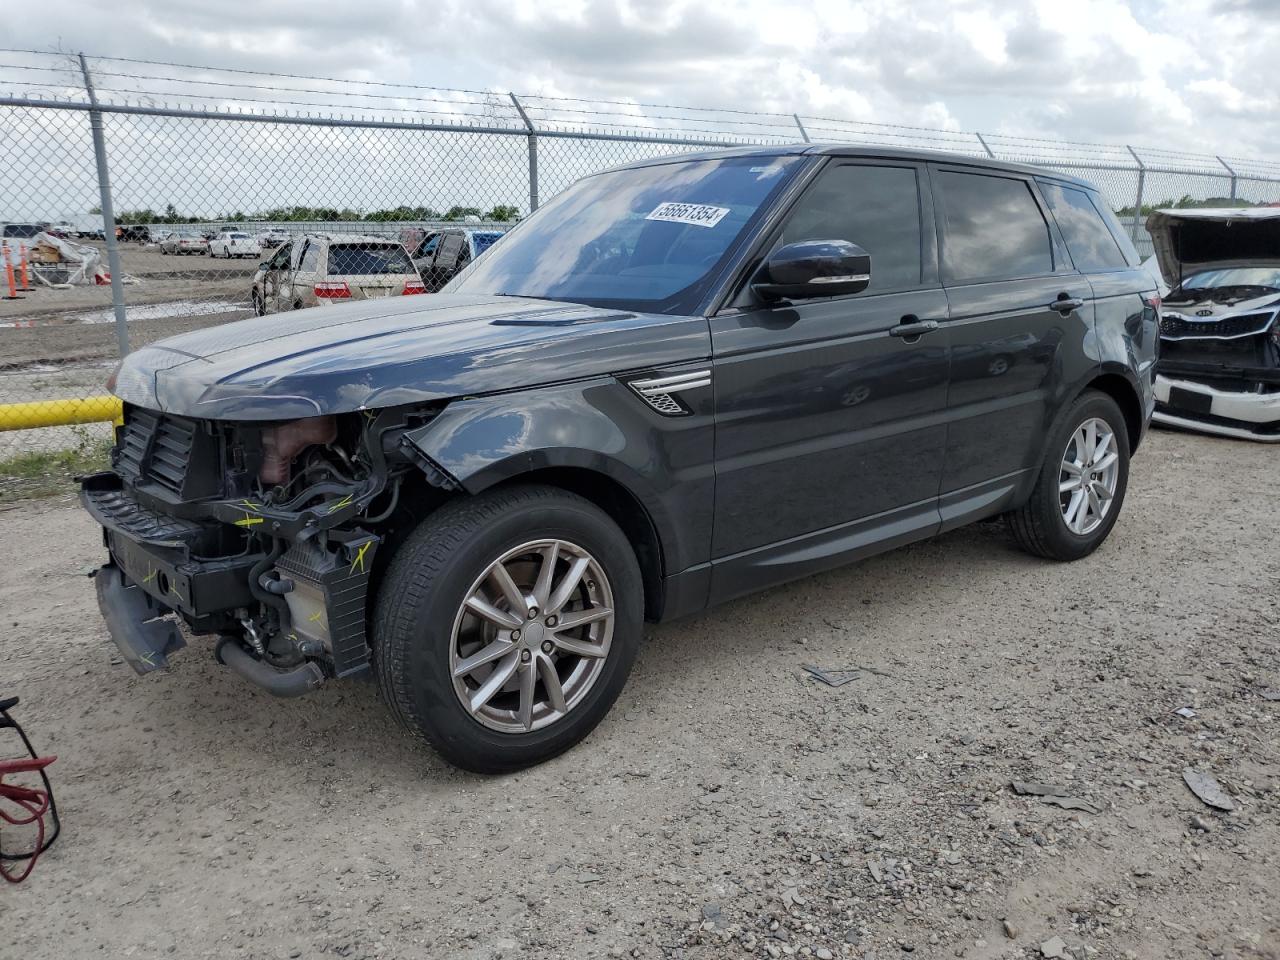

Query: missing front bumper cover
[94,563,186,674]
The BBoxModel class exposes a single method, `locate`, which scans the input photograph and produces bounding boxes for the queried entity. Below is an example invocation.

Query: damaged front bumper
[81,470,381,693]
[1153,368,1280,442]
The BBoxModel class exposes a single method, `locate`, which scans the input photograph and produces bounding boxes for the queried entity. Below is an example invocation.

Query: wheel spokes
[536,654,568,715]
[516,659,537,731]
[547,555,590,614]
[451,538,616,734]
[468,651,520,715]
[488,562,529,616]
[551,632,608,659]
[554,605,612,632]
[532,541,560,607]
[465,594,523,631]
[453,638,515,678]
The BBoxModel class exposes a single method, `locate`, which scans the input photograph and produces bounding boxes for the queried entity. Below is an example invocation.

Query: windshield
[448,154,804,312]
[1177,266,1280,293]
[328,244,414,276]
[472,231,503,256]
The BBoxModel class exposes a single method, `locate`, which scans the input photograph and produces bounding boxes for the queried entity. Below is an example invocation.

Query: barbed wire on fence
[1,47,1279,458]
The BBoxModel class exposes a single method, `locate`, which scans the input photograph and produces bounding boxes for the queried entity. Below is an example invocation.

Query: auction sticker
[645,202,730,228]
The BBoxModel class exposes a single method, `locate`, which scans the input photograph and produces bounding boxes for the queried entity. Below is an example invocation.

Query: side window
[290,240,306,270]
[1039,182,1129,272]
[937,171,1053,283]
[779,164,923,292]
[300,242,321,273]
[269,243,291,269]
[416,233,440,259]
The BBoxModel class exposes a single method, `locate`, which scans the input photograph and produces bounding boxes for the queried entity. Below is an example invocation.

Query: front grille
[114,408,220,500]
[1160,310,1276,340]
[148,418,195,494]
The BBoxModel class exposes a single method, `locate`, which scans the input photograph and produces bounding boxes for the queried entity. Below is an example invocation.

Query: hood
[1146,207,1280,284]
[112,294,710,420]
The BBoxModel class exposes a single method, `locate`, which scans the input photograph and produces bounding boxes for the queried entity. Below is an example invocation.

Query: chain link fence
[3,49,1280,463]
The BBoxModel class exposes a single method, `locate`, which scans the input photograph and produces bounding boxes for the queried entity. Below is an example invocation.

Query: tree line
[92,203,522,224]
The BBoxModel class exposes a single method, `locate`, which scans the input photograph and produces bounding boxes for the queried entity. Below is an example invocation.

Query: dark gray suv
[83,146,1158,772]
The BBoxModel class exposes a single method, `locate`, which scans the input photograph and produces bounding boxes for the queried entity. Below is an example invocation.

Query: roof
[603,143,1095,189]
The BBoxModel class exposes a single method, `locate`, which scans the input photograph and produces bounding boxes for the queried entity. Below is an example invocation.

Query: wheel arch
[1085,368,1144,454]
[486,465,666,622]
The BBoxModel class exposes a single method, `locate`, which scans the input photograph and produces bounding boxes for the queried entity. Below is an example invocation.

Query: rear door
[931,166,1092,527]
[708,159,951,602]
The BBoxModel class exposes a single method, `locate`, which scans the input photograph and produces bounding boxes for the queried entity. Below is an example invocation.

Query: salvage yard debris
[1182,768,1236,811]
[1011,781,1101,815]
[801,662,892,686]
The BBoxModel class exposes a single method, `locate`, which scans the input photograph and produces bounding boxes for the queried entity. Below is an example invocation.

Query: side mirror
[258,262,271,272]
[752,240,871,302]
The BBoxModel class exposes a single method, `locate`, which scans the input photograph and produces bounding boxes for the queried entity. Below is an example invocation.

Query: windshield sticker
[645,202,731,228]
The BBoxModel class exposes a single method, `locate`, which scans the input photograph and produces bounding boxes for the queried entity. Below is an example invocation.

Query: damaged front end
[1147,208,1280,441]
[82,403,455,695]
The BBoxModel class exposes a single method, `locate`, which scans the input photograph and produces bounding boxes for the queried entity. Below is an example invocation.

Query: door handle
[1050,294,1085,314]
[889,318,940,339]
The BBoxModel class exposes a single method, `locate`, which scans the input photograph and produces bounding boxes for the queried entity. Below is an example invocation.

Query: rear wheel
[1007,390,1130,561]
[374,485,643,773]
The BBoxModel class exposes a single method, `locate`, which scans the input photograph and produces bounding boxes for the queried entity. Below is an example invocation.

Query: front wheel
[373,485,644,773]
[1007,390,1130,561]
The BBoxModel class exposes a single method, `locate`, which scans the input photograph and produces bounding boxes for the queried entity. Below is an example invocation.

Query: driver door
[261,242,291,314]
[708,159,951,603]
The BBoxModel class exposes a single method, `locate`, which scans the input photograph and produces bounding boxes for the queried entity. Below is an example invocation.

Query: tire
[1007,390,1130,561]
[373,484,644,774]
[251,290,264,316]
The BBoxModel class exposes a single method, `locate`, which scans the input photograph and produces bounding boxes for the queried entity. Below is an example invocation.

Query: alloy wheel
[1059,417,1120,535]
[449,539,614,734]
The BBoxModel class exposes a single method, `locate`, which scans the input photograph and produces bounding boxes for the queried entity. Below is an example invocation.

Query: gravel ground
[1,428,1277,960]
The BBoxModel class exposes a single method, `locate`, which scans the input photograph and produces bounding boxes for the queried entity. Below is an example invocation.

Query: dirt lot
[1,428,1276,960]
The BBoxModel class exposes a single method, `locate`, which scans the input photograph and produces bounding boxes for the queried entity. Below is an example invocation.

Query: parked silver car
[250,234,424,314]
[210,230,261,259]
[160,231,210,256]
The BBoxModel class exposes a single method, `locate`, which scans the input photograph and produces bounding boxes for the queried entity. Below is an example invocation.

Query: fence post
[509,93,539,213]
[1125,145,1146,245]
[78,52,129,355]
[1217,156,1238,200]
[793,114,810,143]
[975,132,995,158]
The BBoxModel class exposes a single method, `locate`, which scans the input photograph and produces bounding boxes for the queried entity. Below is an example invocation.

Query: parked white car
[209,231,261,259]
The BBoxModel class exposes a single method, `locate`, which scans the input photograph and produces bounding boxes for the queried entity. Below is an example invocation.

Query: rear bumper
[1153,374,1280,442]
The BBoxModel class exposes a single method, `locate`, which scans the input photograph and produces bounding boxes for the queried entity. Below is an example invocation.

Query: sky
[9,0,1279,156]
[3,0,1279,222]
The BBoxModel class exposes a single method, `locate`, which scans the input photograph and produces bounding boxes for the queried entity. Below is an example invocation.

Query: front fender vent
[627,369,711,416]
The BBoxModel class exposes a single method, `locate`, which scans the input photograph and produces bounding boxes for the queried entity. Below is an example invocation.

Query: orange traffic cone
[3,244,23,300]
[17,243,32,292]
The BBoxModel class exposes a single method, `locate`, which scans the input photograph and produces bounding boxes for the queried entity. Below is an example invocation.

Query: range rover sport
[82,146,1159,773]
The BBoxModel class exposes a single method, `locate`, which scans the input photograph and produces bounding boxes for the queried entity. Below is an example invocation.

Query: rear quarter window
[937,171,1053,283]
[328,244,415,276]
[1039,182,1131,272]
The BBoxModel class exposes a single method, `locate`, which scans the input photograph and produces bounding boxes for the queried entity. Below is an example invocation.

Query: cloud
[3,0,1279,220]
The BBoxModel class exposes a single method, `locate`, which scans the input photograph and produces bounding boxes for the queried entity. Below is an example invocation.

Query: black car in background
[410,226,505,291]
[83,145,1158,772]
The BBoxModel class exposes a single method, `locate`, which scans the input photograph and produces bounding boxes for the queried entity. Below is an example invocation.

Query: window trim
[723,156,941,311]
[1037,179,1133,275]
[930,164,1071,287]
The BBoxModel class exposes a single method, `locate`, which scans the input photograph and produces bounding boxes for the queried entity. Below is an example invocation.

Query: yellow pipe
[0,395,123,432]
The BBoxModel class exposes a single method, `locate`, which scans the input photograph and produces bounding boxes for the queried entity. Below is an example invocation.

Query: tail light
[402,279,426,295]
[314,281,351,299]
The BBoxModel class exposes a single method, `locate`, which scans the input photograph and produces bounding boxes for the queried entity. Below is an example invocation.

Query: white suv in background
[210,231,261,259]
